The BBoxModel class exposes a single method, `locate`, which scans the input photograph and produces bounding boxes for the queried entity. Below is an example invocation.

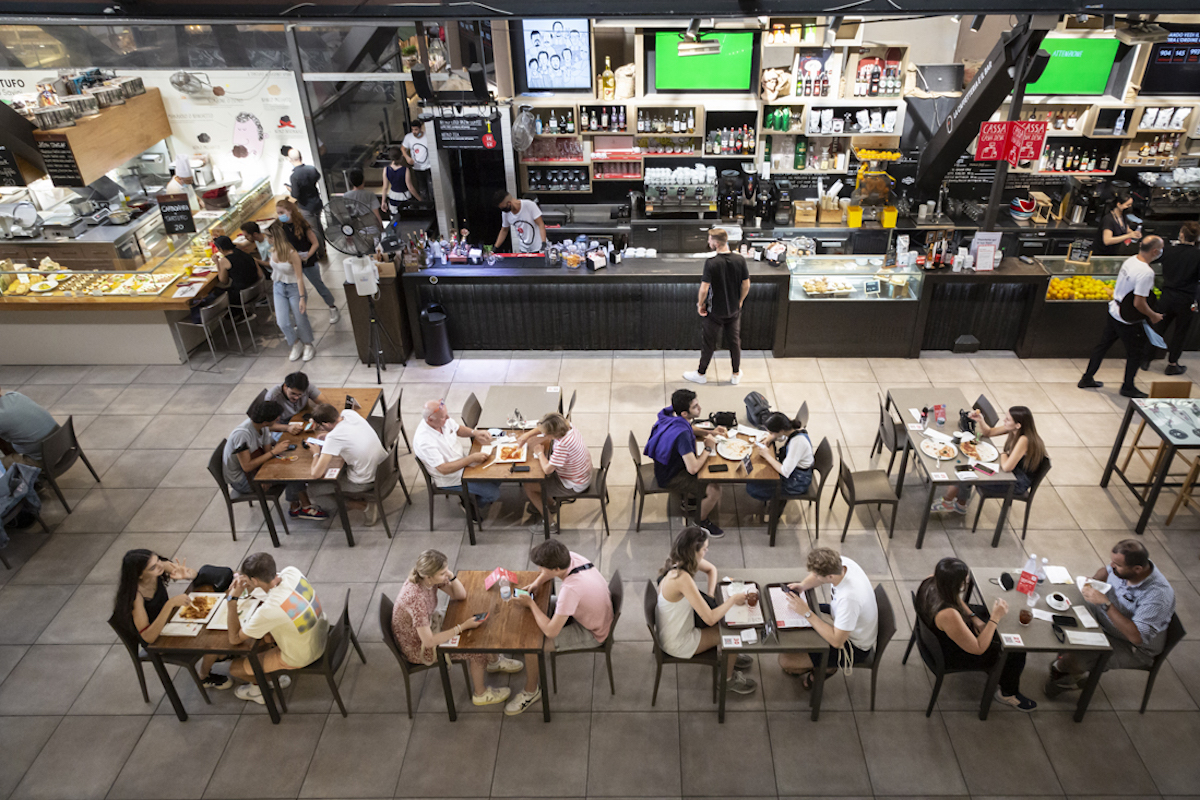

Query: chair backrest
[39,417,81,478]
[627,431,642,467]
[462,392,482,429]
[812,437,834,497]
[317,588,354,673]
[796,401,809,429]
[608,569,624,621]
[912,598,947,674]
[107,612,143,667]
[252,388,267,410]
[208,439,230,496]
[199,292,231,325]
[414,453,443,494]
[566,390,577,419]
[238,282,262,307]
[1153,613,1187,669]
[595,434,614,493]
[1151,381,1192,399]
[877,394,898,451]
[382,407,401,450]
[395,387,405,426]
[642,580,664,654]
[835,441,855,503]
[378,592,414,674]
[973,394,1000,427]
[374,444,399,495]
[873,584,896,664]
[1025,455,1052,502]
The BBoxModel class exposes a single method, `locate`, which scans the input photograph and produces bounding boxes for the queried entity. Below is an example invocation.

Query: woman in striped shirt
[516,412,592,533]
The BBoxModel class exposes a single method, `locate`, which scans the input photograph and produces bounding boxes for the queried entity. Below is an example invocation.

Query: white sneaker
[730,372,742,386]
[683,370,708,384]
[289,342,304,361]
[276,674,292,689]
[301,344,315,361]
[471,686,511,706]
[486,656,524,674]
[235,684,265,704]
[329,306,340,325]
[504,688,541,716]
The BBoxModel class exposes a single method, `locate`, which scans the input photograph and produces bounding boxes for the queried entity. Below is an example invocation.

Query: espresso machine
[773,180,794,227]
[755,180,777,227]
[718,170,744,222]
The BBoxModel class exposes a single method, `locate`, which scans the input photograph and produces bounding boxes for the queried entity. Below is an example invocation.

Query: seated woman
[514,412,592,533]
[655,526,756,695]
[391,549,523,707]
[111,549,230,690]
[748,411,814,503]
[916,557,1036,711]
[931,405,1046,514]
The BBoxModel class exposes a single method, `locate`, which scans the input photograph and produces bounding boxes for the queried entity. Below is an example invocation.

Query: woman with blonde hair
[267,222,317,362]
[391,549,522,706]
[931,405,1047,514]
[514,411,592,533]
[275,197,339,325]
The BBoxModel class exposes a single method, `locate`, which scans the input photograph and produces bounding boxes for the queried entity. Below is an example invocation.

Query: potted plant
[401,44,419,72]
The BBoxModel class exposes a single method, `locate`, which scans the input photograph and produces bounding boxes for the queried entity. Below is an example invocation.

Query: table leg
[537,649,551,723]
[810,649,827,722]
[1136,443,1175,535]
[462,485,476,546]
[1101,402,1137,488]
[438,653,457,722]
[895,439,912,499]
[978,653,1007,720]
[148,651,187,722]
[331,481,355,547]
[1075,651,1110,722]
[254,482,280,548]
[717,649,728,723]
[541,478,552,541]
[248,649,281,724]
[990,484,1016,548]
[916,482,936,549]
[768,494,781,547]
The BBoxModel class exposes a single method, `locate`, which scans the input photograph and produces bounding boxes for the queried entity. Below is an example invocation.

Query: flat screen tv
[652,31,755,92]
[1024,37,1119,96]
[521,19,591,91]
[1139,27,1200,96]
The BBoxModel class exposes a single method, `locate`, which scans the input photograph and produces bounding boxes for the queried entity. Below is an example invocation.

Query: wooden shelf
[634,133,699,138]
[519,159,588,166]
[533,133,581,138]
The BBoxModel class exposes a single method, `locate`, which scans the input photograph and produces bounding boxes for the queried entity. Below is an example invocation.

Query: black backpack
[744,391,772,430]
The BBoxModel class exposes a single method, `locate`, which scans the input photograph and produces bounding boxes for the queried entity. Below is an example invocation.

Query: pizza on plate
[959,440,980,458]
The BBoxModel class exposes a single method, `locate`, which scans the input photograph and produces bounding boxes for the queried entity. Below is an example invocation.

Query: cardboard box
[793,201,817,225]
[818,206,844,224]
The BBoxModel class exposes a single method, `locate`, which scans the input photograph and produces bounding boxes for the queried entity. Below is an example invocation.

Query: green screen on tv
[653,31,755,91]
[1024,37,1120,95]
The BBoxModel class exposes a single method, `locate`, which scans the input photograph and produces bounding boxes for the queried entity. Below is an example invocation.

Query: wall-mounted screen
[1139,27,1200,96]
[522,19,591,91]
[1024,37,1120,96]
[652,31,756,92]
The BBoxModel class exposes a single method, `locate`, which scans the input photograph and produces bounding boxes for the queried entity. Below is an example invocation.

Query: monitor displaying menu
[1139,27,1200,96]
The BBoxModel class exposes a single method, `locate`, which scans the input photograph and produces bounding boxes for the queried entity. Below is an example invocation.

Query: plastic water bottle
[499,577,511,601]
[1037,557,1049,585]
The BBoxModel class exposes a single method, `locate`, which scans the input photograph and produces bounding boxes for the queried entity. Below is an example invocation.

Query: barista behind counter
[1094,189,1142,256]
[493,192,546,254]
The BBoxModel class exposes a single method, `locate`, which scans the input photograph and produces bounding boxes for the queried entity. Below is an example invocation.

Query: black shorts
[665,468,706,500]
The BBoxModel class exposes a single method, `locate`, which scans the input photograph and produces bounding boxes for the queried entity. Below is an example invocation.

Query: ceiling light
[970,15,985,32]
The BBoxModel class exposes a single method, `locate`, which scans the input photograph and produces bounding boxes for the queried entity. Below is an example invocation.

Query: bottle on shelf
[1066,109,1078,130]
[746,125,755,155]
[1054,147,1065,171]
[600,106,608,130]
[535,114,543,135]
[618,106,626,132]
[795,137,807,170]
[1113,108,1127,136]
[637,109,645,133]
[687,109,695,134]
[590,109,598,131]
[820,71,829,97]
[565,111,574,134]
[549,110,559,134]
[1100,152,1111,171]
[819,146,830,170]
[601,56,616,100]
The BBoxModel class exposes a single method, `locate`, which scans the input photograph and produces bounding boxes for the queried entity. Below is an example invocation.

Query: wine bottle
[601,56,616,100]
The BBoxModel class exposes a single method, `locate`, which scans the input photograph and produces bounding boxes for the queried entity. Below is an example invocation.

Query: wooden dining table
[694,421,782,531]
[436,570,554,722]
[462,429,552,543]
[252,387,382,547]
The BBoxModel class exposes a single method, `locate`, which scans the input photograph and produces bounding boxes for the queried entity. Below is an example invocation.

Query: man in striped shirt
[515,412,592,534]
[1046,539,1176,697]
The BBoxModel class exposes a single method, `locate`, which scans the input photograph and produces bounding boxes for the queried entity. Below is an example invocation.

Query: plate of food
[959,440,999,462]
[173,592,224,625]
[30,280,58,293]
[919,438,957,460]
[493,443,528,464]
[716,437,754,461]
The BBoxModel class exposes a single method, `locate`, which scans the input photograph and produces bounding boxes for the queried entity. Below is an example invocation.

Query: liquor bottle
[795,137,807,170]
[609,107,617,132]
[618,106,626,131]
[670,110,678,133]
[746,125,755,154]
[565,111,574,134]
[549,110,558,133]
[535,114,543,135]
[1053,110,1064,130]
[637,109,645,133]
[736,127,744,154]
[601,56,616,100]
[820,71,829,96]
[868,65,880,97]
[590,109,598,131]
[1100,152,1111,171]
[600,106,608,130]
[1113,109,1126,136]
[687,109,695,133]
[1067,146,1077,171]
[1066,109,1078,130]
[819,147,830,170]
[1054,147,1064,171]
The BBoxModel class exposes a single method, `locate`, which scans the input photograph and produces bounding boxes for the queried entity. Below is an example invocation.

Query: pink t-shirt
[548,427,592,491]
[554,552,613,643]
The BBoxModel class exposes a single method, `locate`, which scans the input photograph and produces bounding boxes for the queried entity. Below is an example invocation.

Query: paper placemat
[161,622,203,637]
[769,586,812,629]
[1075,606,1099,629]
[722,582,764,627]
[1044,565,1073,584]
[1066,630,1109,647]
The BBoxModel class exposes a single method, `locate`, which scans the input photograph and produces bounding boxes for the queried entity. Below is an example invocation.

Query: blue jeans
[449,481,502,507]
[302,263,336,309]
[273,282,314,346]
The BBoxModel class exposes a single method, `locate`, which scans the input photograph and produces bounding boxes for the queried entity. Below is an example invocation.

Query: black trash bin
[419,303,454,366]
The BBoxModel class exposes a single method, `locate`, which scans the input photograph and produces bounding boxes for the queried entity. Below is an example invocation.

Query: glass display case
[787,254,923,301]
[1041,255,1155,302]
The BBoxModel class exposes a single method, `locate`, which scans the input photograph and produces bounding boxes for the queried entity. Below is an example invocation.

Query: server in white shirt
[413,399,502,522]
[492,191,546,254]
[307,403,389,525]
[1079,236,1164,399]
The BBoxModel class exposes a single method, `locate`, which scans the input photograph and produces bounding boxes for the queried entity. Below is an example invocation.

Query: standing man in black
[283,147,326,259]
[1152,221,1200,375]
[683,228,751,386]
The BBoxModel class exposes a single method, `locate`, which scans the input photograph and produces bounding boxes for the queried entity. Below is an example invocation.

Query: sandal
[801,667,838,691]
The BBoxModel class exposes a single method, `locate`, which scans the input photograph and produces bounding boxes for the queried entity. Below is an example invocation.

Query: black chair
[270,588,366,717]
[911,597,993,717]
[395,387,411,453]
[414,456,478,540]
[973,394,1000,427]
[795,401,809,429]
[767,437,833,546]
[31,416,99,513]
[629,432,670,532]
[1132,613,1186,714]
[462,392,482,430]
[832,441,900,542]
[379,592,471,718]
[343,444,412,539]
[551,570,622,694]
[870,393,905,476]
[970,456,1052,540]
[643,580,719,706]
[559,390,578,421]
[108,614,213,705]
[207,439,291,542]
[552,434,614,538]
[0,499,51,569]
[857,584,896,711]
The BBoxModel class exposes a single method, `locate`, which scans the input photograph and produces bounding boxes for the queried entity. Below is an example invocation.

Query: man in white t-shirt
[226,552,328,705]
[308,403,388,524]
[1079,236,1165,399]
[413,398,502,522]
[779,548,879,683]
[492,191,546,254]
[401,120,433,204]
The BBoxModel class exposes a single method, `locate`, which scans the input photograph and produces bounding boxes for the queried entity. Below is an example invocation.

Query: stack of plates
[1010,197,1035,221]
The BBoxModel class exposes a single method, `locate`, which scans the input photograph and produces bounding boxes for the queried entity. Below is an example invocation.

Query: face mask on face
[278,213,291,223]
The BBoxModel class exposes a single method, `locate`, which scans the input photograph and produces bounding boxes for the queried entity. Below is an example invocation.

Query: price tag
[547,386,561,393]
[17,273,29,284]
[1000,633,1024,647]
[930,472,949,481]
[721,635,742,648]
[907,422,924,431]
[863,279,881,296]
[323,468,341,480]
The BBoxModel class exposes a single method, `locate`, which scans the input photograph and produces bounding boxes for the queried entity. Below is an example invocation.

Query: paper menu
[1031,609,1055,622]
[1066,630,1109,647]
[770,586,812,629]
[721,582,765,627]
[1043,566,1073,585]
[161,621,203,637]
[1075,606,1099,629]
[207,598,260,631]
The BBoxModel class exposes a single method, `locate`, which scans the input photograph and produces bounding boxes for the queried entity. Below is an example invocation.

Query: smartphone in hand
[473,612,489,622]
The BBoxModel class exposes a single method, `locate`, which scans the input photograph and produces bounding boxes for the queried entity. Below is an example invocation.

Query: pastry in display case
[788,254,923,301]
[1041,255,1150,302]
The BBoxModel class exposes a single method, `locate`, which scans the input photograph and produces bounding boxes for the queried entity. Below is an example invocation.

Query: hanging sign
[436,117,502,150]
[976,121,1009,162]
[157,193,196,235]
[1007,120,1048,167]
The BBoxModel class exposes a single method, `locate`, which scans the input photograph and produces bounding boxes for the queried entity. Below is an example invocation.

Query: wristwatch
[804,610,812,619]
[1099,601,1111,612]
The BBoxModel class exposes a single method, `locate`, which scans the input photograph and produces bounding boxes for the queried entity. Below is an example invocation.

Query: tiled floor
[4,330,1200,799]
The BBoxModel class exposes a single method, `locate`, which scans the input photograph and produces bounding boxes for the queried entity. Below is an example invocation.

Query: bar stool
[1120,380,1194,500]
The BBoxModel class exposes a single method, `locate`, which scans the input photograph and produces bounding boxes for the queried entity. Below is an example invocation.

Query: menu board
[435,117,502,150]
[157,193,196,235]
[33,134,83,187]
[0,145,24,187]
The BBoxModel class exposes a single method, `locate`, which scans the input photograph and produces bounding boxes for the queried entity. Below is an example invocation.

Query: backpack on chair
[744,392,773,430]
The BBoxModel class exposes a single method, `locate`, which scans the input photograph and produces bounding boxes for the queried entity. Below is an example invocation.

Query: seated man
[413,399,500,522]
[509,539,613,715]
[1046,538,1176,697]
[308,402,389,525]
[0,385,58,469]
[225,552,328,705]
[222,398,327,521]
[212,235,263,304]
[265,371,330,434]
[779,547,879,688]
[514,411,592,534]
[645,388,725,537]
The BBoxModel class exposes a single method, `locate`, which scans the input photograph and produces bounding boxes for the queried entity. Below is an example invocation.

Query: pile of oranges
[1046,275,1116,301]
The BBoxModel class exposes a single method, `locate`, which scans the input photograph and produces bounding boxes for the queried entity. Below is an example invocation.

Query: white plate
[171,592,225,626]
[30,280,58,293]
[1046,592,1071,611]
[716,438,753,461]
[959,440,999,462]
[919,438,957,460]
[492,443,528,464]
